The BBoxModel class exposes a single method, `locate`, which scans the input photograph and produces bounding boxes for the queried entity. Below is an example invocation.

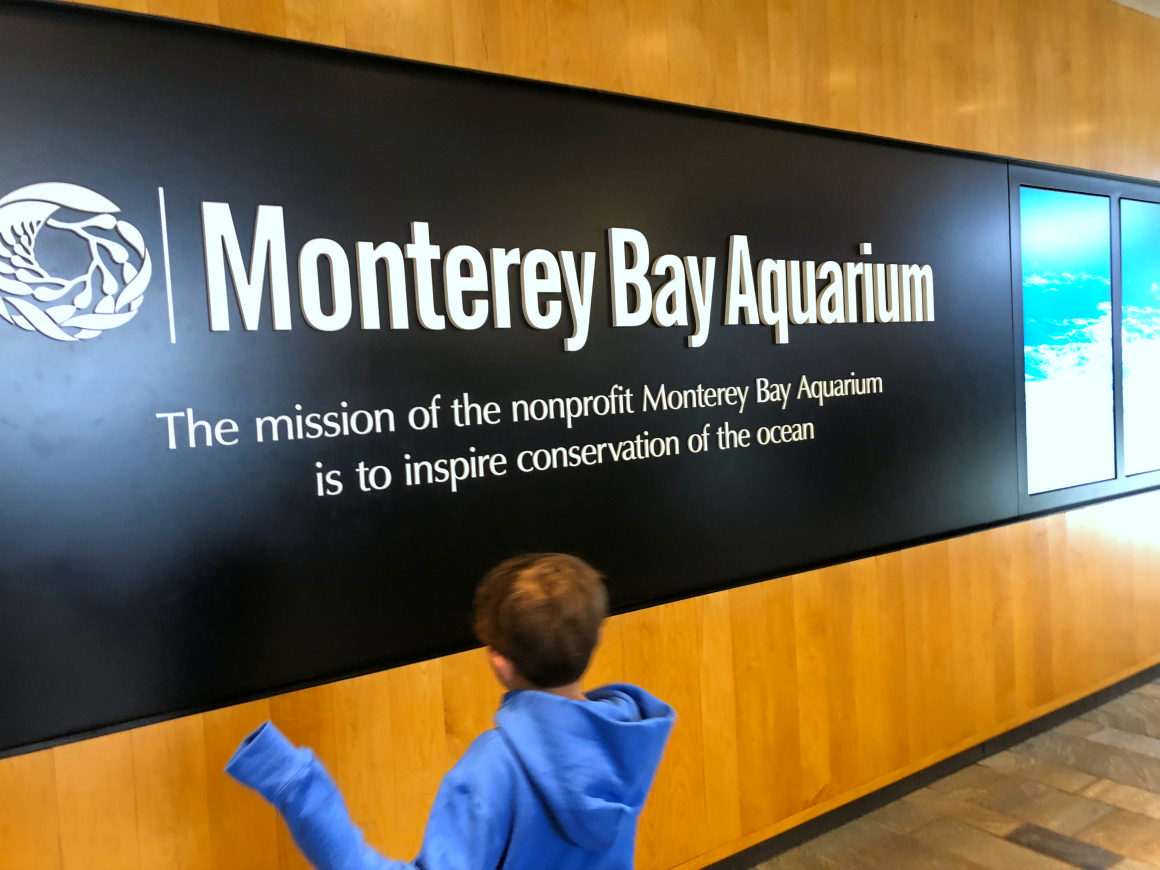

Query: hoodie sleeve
[226,721,405,870]
[227,722,511,870]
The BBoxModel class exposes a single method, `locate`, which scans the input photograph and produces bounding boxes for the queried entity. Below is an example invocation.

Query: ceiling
[1112,0,1160,18]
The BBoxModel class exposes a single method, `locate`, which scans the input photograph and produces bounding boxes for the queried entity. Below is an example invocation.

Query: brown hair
[472,553,609,688]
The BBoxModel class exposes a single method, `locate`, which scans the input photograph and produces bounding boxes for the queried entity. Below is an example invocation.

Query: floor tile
[929,766,1011,794]
[755,847,841,870]
[1086,696,1160,741]
[862,798,938,834]
[1054,719,1107,739]
[1076,810,1160,864]
[1081,779,1160,820]
[1110,859,1160,870]
[1131,683,1160,701]
[1010,786,1117,835]
[805,819,982,869]
[1013,731,1160,792]
[981,749,1097,793]
[911,817,1076,870]
[791,818,894,867]
[761,840,961,870]
[1006,822,1121,870]
[1090,728,1160,762]
[904,788,1023,837]
[941,786,992,805]
[744,683,1160,870]
[967,776,1057,816]
[852,836,989,870]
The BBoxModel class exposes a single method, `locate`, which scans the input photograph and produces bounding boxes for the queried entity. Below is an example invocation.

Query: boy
[227,553,675,869]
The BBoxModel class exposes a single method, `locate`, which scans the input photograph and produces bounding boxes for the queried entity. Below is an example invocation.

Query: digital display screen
[1020,187,1114,494]
[1121,199,1160,476]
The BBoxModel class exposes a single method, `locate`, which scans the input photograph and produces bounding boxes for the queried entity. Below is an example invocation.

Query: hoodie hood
[494,683,675,851]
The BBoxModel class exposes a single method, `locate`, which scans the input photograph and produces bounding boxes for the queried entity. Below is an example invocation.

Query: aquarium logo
[0,182,152,342]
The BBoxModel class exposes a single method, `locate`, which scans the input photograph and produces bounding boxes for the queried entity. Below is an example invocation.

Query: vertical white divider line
[158,186,176,344]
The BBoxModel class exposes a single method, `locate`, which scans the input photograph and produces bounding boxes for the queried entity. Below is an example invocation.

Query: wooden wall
[3,1,1160,869]
[74,0,1160,180]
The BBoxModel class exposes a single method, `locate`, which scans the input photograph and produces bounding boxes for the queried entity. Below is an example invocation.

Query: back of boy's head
[473,553,609,689]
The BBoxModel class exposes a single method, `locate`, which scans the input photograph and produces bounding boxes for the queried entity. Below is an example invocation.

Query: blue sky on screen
[1020,187,1114,493]
[1122,199,1160,315]
[1020,187,1111,380]
[1121,198,1160,475]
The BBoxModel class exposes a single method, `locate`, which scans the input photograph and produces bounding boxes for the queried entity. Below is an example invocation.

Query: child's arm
[227,721,403,869]
[227,721,510,870]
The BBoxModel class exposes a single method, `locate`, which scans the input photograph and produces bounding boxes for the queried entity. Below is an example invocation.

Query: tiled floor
[753,678,1160,869]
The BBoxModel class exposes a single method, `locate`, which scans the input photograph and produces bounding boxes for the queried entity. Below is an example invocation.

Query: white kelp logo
[0,183,151,341]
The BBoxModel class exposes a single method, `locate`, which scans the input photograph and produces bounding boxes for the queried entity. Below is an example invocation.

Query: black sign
[0,1,1025,754]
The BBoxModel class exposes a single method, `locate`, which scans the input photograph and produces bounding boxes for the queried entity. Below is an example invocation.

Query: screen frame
[1010,164,1160,516]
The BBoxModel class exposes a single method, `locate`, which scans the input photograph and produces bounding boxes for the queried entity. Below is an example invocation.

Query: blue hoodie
[226,683,675,870]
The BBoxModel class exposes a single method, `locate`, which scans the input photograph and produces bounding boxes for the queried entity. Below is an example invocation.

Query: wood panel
[54,732,140,870]
[130,715,214,870]
[62,0,1160,181]
[0,748,61,870]
[4,1,1160,869]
